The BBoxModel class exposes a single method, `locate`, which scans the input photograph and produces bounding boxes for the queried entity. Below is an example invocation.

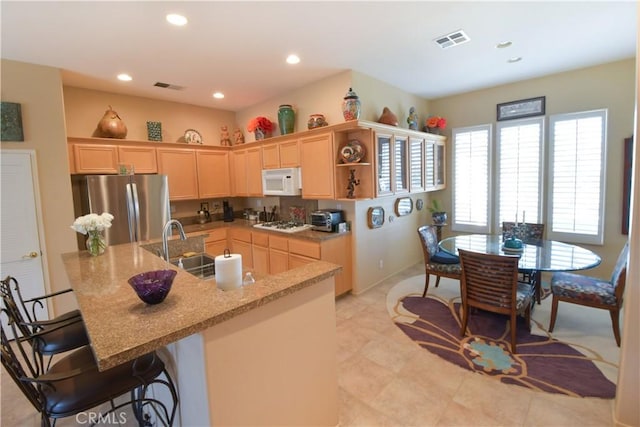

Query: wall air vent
[434,30,470,49]
[153,82,185,90]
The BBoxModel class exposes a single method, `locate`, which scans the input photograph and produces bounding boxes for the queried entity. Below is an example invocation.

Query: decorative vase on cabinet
[278,104,295,135]
[342,88,361,121]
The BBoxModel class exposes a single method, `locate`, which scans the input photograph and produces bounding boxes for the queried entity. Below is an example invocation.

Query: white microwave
[262,168,302,196]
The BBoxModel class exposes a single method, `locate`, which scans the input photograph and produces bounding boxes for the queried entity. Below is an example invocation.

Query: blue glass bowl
[128,270,177,305]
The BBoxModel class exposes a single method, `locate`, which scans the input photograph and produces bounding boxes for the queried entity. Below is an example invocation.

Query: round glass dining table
[439,234,602,304]
[439,234,602,272]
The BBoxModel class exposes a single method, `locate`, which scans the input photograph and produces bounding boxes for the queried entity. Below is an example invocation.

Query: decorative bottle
[278,104,295,135]
[342,88,361,121]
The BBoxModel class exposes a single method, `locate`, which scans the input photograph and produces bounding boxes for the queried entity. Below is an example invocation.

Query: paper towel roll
[215,253,243,291]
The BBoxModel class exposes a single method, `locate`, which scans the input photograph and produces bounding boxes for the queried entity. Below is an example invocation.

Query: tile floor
[1,262,615,426]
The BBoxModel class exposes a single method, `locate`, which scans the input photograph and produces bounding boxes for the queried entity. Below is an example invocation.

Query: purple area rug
[395,295,616,398]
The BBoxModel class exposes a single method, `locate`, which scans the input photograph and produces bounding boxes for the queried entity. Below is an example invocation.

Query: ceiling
[1,1,637,112]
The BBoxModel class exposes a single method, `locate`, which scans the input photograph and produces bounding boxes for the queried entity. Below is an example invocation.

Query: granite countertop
[180,218,350,241]
[62,242,341,371]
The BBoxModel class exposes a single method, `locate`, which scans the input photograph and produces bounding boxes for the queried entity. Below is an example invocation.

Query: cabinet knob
[23,251,38,259]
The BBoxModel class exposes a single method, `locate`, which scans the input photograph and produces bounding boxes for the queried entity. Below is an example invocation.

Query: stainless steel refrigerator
[74,174,170,246]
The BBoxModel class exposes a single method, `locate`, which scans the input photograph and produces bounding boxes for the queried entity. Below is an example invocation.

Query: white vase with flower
[71,212,114,256]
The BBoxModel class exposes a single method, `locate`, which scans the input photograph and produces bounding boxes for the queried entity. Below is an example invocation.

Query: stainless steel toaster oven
[310,209,343,232]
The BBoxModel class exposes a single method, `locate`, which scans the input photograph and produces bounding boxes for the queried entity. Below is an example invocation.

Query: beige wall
[64,86,237,146]
[0,59,78,314]
[430,59,636,277]
[236,70,353,143]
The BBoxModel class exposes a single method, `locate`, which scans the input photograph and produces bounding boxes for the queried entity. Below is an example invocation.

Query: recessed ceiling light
[496,41,512,49]
[166,14,187,26]
[212,92,224,99]
[286,54,300,65]
[507,56,522,63]
[117,73,132,81]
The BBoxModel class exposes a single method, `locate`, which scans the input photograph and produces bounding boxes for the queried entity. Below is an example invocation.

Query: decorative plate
[184,129,203,144]
[339,140,366,163]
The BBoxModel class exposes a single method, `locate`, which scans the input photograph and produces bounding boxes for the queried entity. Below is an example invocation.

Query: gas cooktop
[252,221,314,234]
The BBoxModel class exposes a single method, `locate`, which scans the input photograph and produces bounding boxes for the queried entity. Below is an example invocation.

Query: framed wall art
[1,102,24,141]
[367,206,385,229]
[496,96,545,121]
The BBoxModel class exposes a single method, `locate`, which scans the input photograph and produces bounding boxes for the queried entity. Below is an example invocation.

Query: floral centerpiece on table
[425,116,447,134]
[71,212,114,256]
[247,116,274,140]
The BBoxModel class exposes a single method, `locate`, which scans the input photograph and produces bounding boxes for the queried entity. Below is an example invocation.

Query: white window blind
[496,118,543,229]
[548,110,606,244]
[452,125,491,233]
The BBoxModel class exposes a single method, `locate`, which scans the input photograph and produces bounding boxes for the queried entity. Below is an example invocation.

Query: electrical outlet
[170,204,176,213]
[336,203,342,209]
[378,259,384,269]
[257,199,262,207]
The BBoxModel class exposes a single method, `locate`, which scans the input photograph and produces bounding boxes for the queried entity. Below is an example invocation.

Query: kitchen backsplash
[171,197,318,224]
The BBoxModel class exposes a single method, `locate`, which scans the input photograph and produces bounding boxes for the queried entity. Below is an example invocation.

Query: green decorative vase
[278,104,295,135]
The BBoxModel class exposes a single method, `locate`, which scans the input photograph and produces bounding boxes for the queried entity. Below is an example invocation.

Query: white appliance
[262,167,302,196]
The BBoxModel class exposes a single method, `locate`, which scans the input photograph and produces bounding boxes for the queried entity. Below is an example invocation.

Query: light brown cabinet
[229,227,253,269]
[232,146,263,196]
[262,140,300,169]
[268,235,289,275]
[197,150,230,198]
[72,144,119,174]
[251,231,270,275]
[157,148,199,200]
[300,133,335,199]
[118,146,158,174]
[204,228,228,257]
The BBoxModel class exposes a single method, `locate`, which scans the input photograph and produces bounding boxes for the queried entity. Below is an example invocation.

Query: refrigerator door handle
[125,183,137,242]
[130,182,142,242]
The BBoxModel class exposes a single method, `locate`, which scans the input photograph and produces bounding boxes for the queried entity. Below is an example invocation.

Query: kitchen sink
[171,253,215,280]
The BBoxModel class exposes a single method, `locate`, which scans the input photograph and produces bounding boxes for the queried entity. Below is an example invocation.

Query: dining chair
[1,310,179,427]
[0,275,89,373]
[549,242,629,346]
[502,221,545,244]
[458,249,535,353]
[417,225,462,297]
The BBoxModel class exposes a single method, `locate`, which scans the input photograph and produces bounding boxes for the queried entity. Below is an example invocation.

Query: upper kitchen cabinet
[118,145,158,174]
[157,147,199,200]
[424,137,446,191]
[334,127,374,200]
[232,145,262,197]
[409,136,425,193]
[68,137,157,174]
[262,139,300,169]
[300,132,335,199]
[71,143,119,174]
[196,149,230,198]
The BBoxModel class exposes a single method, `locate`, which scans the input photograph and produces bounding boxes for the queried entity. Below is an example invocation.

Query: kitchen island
[62,242,340,426]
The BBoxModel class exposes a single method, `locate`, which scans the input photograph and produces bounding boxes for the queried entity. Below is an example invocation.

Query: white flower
[70,212,114,235]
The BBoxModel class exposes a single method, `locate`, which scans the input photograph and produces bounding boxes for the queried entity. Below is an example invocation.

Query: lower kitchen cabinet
[251,231,269,275]
[268,235,289,275]
[204,228,228,257]
[229,228,253,269]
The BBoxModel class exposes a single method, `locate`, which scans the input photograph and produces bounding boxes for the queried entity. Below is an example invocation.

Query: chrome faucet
[162,219,187,261]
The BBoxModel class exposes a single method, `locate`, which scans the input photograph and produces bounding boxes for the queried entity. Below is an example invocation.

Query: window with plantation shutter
[547,110,606,244]
[452,125,491,233]
[496,118,544,230]
[409,137,425,192]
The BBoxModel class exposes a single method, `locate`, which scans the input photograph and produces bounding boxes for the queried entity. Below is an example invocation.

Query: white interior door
[1,150,48,338]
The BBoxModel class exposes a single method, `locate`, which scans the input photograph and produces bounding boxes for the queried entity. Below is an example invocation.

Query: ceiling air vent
[153,82,185,91]
[434,30,470,49]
